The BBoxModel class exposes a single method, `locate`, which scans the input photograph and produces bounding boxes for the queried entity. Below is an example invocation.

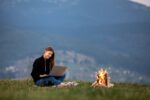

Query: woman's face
[43,50,53,59]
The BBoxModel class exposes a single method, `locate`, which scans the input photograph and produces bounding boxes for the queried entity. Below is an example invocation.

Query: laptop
[49,66,68,76]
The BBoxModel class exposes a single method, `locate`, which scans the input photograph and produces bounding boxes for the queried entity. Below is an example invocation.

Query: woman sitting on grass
[31,47,65,87]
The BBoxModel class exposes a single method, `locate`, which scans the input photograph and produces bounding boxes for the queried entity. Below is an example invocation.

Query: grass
[0,79,150,100]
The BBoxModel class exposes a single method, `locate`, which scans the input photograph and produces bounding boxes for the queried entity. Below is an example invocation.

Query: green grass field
[0,79,150,100]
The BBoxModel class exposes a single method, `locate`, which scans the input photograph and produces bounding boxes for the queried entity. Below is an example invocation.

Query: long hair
[44,47,55,70]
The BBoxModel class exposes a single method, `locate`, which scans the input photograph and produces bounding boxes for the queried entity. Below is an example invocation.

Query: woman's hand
[40,74,48,77]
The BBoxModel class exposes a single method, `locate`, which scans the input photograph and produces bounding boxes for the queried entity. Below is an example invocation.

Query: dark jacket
[31,56,53,83]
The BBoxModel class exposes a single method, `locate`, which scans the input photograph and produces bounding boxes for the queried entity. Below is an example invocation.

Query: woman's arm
[31,60,40,81]
[39,74,48,77]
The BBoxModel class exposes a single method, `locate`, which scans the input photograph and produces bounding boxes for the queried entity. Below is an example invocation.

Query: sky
[0,0,150,83]
[130,0,150,7]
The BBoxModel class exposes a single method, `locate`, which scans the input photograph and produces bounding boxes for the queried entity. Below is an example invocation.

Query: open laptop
[49,66,68,76]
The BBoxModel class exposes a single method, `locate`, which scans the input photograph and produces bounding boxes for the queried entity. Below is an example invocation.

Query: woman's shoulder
[34,56,43,63]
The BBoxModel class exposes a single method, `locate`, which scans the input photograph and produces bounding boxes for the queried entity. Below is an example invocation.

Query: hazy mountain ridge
[0,0,150,83]
[0,0,150,27]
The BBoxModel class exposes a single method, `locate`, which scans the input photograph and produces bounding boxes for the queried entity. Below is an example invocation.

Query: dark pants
[35,74,66,86]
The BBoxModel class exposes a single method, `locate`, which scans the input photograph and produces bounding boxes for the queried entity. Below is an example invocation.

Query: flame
[91,68,114,88]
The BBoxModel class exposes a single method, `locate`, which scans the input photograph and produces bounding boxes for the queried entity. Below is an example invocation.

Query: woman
[31,47,66,87]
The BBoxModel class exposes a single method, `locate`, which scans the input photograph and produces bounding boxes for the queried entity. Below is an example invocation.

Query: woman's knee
[35,79,44,86]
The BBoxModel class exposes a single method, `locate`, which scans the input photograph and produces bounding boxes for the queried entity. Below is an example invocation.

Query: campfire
[91,68,114,88]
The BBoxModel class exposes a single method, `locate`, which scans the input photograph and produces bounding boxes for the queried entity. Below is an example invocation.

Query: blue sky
[130,0,150,7]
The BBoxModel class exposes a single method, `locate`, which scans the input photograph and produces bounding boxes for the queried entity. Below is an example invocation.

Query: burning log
[91,68,114,88]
